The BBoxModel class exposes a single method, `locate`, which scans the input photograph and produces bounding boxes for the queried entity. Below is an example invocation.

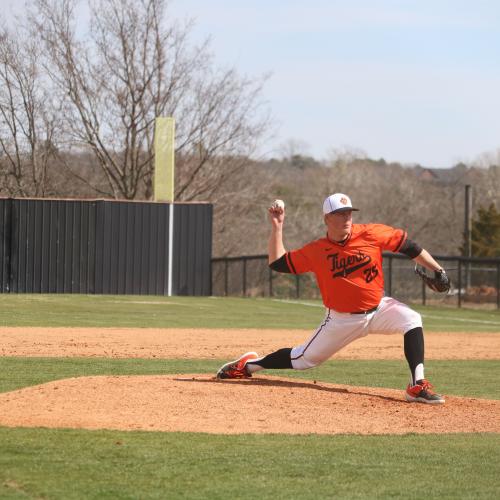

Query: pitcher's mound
[0,375,498,434]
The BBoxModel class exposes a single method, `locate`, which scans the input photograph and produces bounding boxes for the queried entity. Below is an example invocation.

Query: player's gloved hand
[415,266,450,293]
[432,269,451,293]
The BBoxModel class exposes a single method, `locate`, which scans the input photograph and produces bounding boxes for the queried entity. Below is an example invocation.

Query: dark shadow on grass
[173,375,404,403]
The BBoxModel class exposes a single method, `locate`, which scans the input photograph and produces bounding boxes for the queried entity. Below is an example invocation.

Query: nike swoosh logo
[332,256,371,278]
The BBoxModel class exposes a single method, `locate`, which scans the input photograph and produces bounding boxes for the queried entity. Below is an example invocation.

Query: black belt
[350,306,378,315]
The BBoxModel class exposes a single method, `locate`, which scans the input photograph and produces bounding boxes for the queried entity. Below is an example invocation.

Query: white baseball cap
[323,193,359,215]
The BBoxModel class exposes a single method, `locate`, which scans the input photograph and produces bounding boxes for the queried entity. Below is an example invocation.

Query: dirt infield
[1,327,499,359]
[1,327,499,434]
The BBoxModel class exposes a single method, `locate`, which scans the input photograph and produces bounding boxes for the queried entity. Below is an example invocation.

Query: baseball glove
[414,266,450,293]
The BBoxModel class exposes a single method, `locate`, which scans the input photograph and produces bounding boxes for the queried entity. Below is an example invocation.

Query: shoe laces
[417,379,435,394]
[228,362,248,377]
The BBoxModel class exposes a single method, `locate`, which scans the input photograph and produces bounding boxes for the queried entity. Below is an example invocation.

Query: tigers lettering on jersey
[327,250,371,278]
[285,224,406,313]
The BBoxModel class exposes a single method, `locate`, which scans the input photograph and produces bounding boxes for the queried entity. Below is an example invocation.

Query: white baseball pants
[291,296,422,370]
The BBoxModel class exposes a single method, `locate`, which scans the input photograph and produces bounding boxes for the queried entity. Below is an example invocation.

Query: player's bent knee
[403,310,422,331]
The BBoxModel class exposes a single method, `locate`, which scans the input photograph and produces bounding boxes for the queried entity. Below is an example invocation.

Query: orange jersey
[285,224,407,313]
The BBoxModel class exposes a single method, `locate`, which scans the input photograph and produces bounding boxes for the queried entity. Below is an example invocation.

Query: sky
[2,0,500,167]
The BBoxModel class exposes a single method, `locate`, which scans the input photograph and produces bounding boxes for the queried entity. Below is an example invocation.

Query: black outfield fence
[0,198,212,295]
[211,253,500,309]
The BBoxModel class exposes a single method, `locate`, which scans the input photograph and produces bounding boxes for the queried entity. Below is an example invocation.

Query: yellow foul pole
[154,117,175,202]
[154,116,176,296]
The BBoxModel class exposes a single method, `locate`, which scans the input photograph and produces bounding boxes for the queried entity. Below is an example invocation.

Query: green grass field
[1,429,498,500]
[1,295,499,499]
[1,294,500,331]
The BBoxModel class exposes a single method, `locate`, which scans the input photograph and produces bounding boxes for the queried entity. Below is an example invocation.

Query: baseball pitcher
[217,193,450,404]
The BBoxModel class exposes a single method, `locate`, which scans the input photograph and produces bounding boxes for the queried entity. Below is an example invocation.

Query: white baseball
[272,199,285,210]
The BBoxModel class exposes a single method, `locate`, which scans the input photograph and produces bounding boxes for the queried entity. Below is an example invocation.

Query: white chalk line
[420,314,500,326]
[271,299,500,326]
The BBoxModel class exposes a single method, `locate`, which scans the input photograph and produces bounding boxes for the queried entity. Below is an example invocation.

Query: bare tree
[472,148,500,169]
[278,138,310,159]
[28,0,270,200]
[0,28,60,197]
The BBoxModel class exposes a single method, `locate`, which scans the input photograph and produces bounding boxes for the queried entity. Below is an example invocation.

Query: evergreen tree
[463,204,500,257]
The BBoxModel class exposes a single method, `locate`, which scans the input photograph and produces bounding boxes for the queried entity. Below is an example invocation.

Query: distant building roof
[414,164,469,184]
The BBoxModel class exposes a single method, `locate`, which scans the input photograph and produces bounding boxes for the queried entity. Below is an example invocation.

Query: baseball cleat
[216,352,259,379]
[405,379,445,404]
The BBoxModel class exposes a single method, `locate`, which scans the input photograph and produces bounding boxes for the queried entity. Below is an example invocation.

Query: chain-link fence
[211,253,500,309]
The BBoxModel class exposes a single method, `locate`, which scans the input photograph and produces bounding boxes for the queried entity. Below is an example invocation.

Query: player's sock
[245,348,293,373]
[404,327,425,385]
